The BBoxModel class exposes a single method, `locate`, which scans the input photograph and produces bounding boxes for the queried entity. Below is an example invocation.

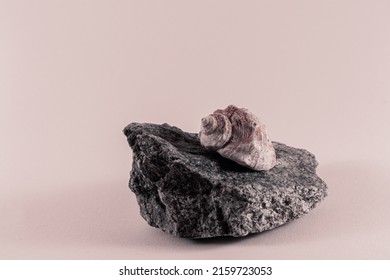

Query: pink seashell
[199,105,277,171]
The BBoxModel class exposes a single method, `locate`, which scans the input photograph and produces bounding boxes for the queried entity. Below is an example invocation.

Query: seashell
[199,105,277,171]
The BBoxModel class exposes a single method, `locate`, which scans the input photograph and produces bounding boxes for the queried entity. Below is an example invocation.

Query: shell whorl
[199,113,232,151]
[200,115,218,135]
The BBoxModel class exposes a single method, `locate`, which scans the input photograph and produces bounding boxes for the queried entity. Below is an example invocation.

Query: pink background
[1,0,389,259]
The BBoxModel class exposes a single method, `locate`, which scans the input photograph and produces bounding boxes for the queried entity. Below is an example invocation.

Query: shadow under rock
[190,232,262,245]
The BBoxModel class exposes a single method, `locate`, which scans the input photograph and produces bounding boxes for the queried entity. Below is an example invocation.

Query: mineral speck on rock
[123,123,328,238]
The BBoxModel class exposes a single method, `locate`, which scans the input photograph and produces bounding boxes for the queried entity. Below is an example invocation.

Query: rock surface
[123,123,328,238]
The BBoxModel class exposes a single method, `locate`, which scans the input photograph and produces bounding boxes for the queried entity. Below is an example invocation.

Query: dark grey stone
[123,123,328,238]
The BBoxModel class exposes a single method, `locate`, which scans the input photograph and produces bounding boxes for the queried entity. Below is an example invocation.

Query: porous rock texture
[123,123,328,238]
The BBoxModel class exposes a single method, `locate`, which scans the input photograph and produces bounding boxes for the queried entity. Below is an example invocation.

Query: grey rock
[123,123,328,238]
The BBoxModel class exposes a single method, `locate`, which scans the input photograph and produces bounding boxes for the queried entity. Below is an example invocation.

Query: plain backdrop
[1,0,389,259]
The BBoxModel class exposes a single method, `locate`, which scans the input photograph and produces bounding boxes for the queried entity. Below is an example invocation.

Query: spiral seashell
[199,113,232,150]
[199,105,277,171]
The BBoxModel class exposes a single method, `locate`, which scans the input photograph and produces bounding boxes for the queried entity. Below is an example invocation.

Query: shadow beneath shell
[203,151,260,173]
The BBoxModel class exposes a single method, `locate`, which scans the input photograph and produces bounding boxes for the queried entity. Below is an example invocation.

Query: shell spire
[199,113,232,151]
